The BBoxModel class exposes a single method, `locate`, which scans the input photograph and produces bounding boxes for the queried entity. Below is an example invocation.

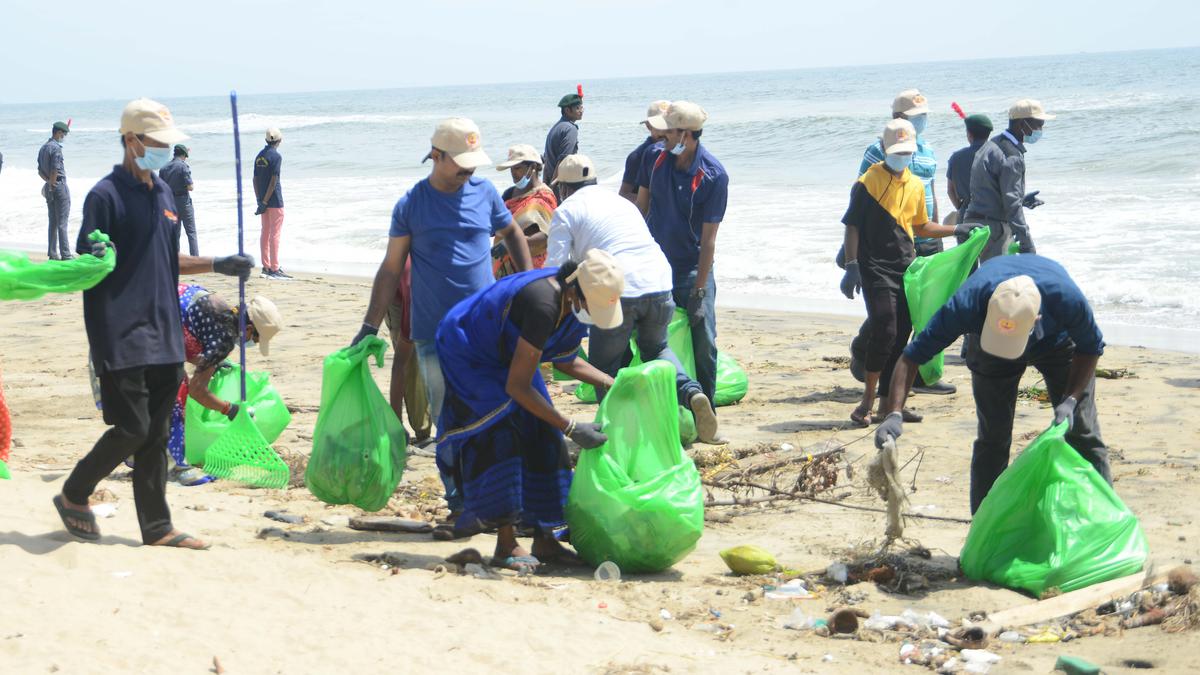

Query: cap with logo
[881,118,918,154]
[980,275,1041,360]
[52,121,70,134]
[265,127,283,143]
[174,144,189,157]
[643,100,670,122]
[246,295,283,356]
[551,154,596,185]
[892,89,930,116]
[646,101,708,132]
[496,144,543,171]
[1008,99,1056,121]
[119,98,189,145]
[566,249,625,330]
[558,94,583,108]
[424,117,490,170]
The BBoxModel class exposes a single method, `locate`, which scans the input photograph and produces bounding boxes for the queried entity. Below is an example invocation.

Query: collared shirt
[963,133,1026,226]
[859,136,936,220]
[905,255,1105,366]
[946,139,987,212]
[622,136,660,188]
[545,185,673,298]
[542,116,579,184]
[37,138,65,182]
[75,165,185,374]
[841,162,928,289]
[636,144,729,272]
[389,176,512,341]
[253,145,283,208]
[159,158,193,199]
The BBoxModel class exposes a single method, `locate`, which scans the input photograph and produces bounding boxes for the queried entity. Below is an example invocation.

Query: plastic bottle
[594,560,621,582]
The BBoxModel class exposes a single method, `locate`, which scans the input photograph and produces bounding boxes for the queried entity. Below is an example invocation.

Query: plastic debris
[863,611,903,630]
[764,579,811,600]
[781,608,826,631]
[659,609,673,620]
[827,562,849,583]
[594,560,621,582]
[997,630,1023,643]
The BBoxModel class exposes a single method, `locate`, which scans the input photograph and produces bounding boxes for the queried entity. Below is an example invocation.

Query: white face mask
[573,308,594,325]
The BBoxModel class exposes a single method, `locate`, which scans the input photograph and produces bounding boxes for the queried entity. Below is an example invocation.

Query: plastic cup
[594,560,621,582]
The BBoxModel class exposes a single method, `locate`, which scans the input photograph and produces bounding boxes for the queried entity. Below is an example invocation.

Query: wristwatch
[691,287,707,299]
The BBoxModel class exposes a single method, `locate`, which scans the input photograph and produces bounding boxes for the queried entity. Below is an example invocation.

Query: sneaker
[260,268,277,279]
[912,380,957,395]
[689,393,727,445]
[273,268,294,280]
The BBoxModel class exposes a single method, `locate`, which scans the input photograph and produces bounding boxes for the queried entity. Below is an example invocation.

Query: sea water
[1,47,1197,344]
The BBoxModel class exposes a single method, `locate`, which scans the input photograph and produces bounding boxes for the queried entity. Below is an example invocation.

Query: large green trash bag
[185,363,292,467]
[903,226,990,384]
[566,360,705,572]
[959,422,1148,597]
[576,309,748,407]
[306,336,407,511]
[0,231,115,300]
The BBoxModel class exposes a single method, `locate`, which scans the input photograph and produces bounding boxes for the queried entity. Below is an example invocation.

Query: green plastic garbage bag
[959,422,1148,597]
[185,363,292,467]
[576,309,747,407]
[306,336,407,512]
[566,360,705,573]
[0,231,115,300]
[903,226,989,384]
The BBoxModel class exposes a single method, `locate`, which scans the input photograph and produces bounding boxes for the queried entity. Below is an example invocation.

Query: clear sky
[2,0,1197,104]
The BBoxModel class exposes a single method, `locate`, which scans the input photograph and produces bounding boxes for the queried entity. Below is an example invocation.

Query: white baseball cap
[495,144,542,170]
[1009,99,1056,121]
[265,127,283,143]
[119,98,189,145]
[551,154,596,185]
[644,100,670,122]
[980,275,1041,360]
[246,295,283,356]
[647,101,708,132]
[566,249,625,330]
[892,89,930,116]
[882,118,918,154]
[425,117,491,169]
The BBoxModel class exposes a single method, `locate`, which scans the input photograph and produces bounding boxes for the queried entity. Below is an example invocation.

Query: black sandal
[53,495,100,541]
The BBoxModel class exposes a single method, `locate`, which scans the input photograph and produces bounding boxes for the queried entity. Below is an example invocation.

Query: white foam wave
[177,113,438,135]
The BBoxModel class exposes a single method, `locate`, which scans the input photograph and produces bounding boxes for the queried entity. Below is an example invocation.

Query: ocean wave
[177,112,439,135]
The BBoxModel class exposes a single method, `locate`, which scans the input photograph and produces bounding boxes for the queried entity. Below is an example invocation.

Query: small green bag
[566,360,705,573]
[959,422,1149,597]
[185,363,291,467]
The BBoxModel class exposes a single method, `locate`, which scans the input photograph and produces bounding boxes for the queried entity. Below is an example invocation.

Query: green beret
[52,121,70,134]
[174,144,189,157]
[964,113,993,131]
[558,94,583,108]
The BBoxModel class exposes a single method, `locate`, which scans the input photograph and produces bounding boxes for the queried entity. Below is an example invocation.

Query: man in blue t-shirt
[874,254,1111,513]
[352,117,532,513]
[253,128,288,279]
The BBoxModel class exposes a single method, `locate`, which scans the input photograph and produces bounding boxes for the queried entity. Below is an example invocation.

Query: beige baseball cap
[119,98,189,145]
[425,117,491,169]
[551,154,596,185]
[647,101,708,132]
[265,127,283,143]
[495,144,542,170]
[566,249,625,330]
[644,100,670,121]
[892,89,930,116]
[980,275,1041,360]
[1009,99,1056,121]
[881,118,918,154]
[246,295,283,356]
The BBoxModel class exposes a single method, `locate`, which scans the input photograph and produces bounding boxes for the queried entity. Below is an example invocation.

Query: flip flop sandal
[537,550,588,568]
[53,495,100,541]
[849,406,873,428]
[491,554,540,574]
[156,533,211,550]
[432,515,487,541]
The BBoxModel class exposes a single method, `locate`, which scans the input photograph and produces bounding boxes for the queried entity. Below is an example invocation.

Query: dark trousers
[63,363,184,543]
[671,267,717,408]
[860,282,911,390]
[176,196,199,256]
[965,339,1110,514]
[43,182,71,259]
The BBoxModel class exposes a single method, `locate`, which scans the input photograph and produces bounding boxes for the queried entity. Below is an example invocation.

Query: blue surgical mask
[136,145,173,171]
[908,113,928,136]
[884,153,912,173]
[514,173,532,190]
[669,135,687,156]
[1024,129,1042,145]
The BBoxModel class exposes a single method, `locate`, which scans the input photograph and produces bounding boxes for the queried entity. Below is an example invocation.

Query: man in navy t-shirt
[351,117,532,514]
[875,254,1111,513]
[618,100,668,203]
[253,128,288,278]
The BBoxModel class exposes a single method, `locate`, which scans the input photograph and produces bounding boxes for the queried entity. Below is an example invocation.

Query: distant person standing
[38,121,72,260]
[618,100,669,202]
[542,93,582,187]
[159,144,199,255]
[945,114,993,220]
[963,99,1055,258]
[254,127,289,279]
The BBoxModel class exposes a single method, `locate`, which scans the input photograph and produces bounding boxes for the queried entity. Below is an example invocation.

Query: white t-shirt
[546,185,673,298]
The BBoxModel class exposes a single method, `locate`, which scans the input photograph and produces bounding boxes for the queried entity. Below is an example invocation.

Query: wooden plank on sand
[975,567,1169,633]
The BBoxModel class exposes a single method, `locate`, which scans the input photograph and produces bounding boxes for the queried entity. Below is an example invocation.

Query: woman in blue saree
[436,250,624,572]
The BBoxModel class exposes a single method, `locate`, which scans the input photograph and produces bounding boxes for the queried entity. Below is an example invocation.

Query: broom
[199,90,289,489]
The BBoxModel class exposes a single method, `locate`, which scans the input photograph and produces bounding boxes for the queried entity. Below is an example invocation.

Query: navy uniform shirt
[636,144,729,272]
[37,138,66,182]
[253,145,283,208]
[542,116,579,184]
[622,136,660,188]
[946,139,986,213]
[905,255,1105,367]
[158,157,193,202]
[75,165,185,374]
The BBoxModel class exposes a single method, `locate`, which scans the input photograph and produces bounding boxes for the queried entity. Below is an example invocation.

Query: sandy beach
[2,268,1199,674]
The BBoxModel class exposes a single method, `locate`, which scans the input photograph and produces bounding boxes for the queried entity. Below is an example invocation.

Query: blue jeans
[416,338,461,512]
[587,291,701,405]
[671,268,717,408]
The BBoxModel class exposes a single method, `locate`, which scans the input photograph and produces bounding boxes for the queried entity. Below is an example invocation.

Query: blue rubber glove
[687,287,708,327]
[1053,396,1077,430]
[840,261,862,299]
[351,322,378,347]
[1022,190,1044,209]
[874,411,904,449]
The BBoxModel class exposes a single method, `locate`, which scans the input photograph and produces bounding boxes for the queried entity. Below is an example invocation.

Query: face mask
[908,114,928,136]
[514,173,532,190]
[573,308,594,325]
[1024,129,1042,144]
[884,153,912,173]
[244,339,256,349]
[135,145,173,171]
[669,134,687,156]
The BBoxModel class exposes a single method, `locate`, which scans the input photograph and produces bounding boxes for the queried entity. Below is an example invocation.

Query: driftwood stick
[703,478,971,524]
